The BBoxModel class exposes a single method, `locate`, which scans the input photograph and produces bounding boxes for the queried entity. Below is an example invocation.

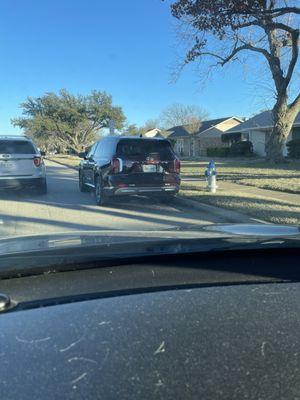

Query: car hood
[0,223,298,253]
[0,224,300,265]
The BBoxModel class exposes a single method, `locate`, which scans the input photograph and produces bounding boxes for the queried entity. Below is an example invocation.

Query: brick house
[223,110,300,157]
[165,125,195,156]
[166,117,243,156]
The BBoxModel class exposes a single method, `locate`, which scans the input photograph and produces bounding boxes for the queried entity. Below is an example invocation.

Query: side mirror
[40,151,46,156]
[78,151,87,159]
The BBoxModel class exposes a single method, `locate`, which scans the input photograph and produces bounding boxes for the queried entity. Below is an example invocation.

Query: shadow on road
[0,188,213,233]
[2,161,280,236]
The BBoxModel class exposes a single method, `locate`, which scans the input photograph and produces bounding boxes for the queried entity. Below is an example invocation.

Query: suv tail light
[33,156,42,167]
[111,158,122,174]
[174,158,181,173]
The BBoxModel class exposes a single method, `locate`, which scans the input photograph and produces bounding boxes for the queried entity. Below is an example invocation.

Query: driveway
[0,160,238,238]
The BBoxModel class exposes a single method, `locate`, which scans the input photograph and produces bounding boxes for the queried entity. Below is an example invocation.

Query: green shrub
[230,140,253,156]
[206,147,230,157]
[287,139,300,158]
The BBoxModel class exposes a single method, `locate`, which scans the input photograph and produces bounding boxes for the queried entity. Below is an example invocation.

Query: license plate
[142,164,157,173]
[0,161,15,170]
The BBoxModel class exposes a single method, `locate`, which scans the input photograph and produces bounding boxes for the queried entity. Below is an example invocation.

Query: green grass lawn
[180,181,300,225]
[181,160,300,194]
[180,160,300,224]
[237,177,300,194]
[47,154,80,168]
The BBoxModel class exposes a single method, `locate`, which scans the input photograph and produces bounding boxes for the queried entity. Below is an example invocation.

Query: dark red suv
[78,136,181,205]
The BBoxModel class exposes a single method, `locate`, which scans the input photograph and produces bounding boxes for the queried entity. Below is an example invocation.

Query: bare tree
[121,119,161,136]
[143,119,160,131]
[167,0,300,161]
[160,103,208,129]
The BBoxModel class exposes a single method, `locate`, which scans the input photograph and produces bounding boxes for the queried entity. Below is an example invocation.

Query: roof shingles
[167,117,238,138]
[226,110,300,134]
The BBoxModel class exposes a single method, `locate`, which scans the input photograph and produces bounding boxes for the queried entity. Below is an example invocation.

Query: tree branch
[265,7,300,17]
[290,93,300,114]
[232,20,298,35]
[53,121,78,148]
[219,43,272,66]
[232,20,258,30]
[264,24,287,92]
[230,6,300,18]
[265,22,298,35]
[188,51,225,62]
[284,30,300,88]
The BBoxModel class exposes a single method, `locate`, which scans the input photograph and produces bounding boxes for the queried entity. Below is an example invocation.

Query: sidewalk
[217,180,300,205]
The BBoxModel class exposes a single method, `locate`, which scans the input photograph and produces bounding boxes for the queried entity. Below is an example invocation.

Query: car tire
[95,175,106,206]
[79,172,88,192]
[36,179,47,195]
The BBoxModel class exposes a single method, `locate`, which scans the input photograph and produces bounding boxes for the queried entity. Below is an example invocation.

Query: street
[0,160,232,238]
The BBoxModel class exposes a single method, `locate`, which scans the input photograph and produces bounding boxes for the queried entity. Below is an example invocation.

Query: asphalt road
[0,160,232,238]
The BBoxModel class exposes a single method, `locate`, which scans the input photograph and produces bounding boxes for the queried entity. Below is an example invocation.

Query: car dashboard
[0,247,299,399]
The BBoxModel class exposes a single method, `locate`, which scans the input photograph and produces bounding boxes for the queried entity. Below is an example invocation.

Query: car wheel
[79,172,88,192]
[95,175,106,206]
[36,179,47,195]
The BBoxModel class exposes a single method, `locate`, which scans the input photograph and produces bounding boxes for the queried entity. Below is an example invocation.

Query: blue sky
[0,0,275,134]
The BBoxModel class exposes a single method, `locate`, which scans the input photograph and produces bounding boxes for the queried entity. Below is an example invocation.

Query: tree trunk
[265,100,295,163]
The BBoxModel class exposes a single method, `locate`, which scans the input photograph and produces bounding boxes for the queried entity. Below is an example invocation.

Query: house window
[242,132,250,141]
[190,140,194,156]
[176,139,184,154]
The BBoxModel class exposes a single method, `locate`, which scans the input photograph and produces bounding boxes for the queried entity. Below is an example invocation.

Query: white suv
[0,136,47,194]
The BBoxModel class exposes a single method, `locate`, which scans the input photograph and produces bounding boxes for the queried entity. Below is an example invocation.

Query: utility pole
[109,119,115,136]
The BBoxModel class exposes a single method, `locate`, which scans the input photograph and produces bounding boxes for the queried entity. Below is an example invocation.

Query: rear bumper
[105,173,181,196]
[108,172,180,184]
[0,177,45,189]
[104,185,179,196]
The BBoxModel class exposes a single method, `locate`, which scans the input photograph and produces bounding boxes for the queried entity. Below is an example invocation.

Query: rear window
[0,140,35,154]
[116,139,174,159]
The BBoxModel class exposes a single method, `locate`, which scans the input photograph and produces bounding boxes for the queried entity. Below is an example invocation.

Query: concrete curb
[176,195,268,224]
[47,158,79,171]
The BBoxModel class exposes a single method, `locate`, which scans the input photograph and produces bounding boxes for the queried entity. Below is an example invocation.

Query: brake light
[33,157,42,167]
[111,158,121,174]
[174,158,181,173]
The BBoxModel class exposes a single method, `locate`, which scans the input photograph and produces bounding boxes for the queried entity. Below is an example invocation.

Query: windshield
[0,0,299,259]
